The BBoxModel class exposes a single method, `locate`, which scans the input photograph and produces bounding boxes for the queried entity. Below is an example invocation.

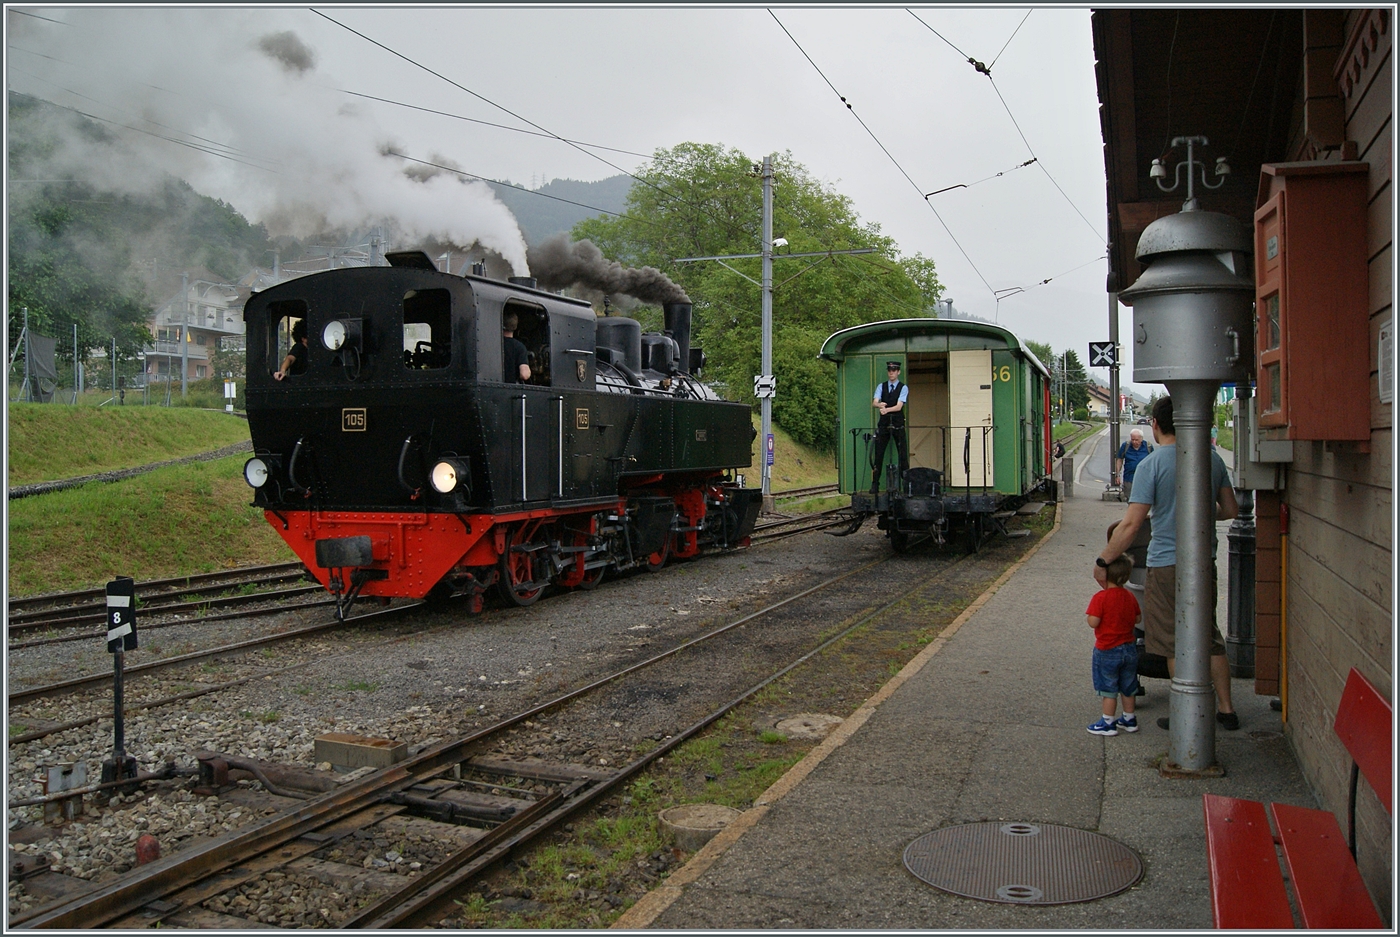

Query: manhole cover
[903,822,1142,905]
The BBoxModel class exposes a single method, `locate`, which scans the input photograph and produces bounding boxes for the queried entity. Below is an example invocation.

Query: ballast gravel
[7,521,895,919]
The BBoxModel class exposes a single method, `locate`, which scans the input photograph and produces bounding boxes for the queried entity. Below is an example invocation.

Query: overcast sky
[7,5,1162,398]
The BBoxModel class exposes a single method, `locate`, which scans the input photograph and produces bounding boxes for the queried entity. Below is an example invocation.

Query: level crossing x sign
[1089,342,1117,367]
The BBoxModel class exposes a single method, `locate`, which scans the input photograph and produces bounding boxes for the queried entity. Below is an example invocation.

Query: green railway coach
[820,318,1054,550]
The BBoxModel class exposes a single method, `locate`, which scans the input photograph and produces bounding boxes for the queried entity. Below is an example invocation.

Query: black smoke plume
[257,31,316,75]
[528,235,688,304]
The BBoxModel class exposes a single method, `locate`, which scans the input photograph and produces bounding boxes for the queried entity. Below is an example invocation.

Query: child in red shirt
[1086,556,1142,736]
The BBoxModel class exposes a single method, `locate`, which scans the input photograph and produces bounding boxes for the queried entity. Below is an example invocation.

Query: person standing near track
[1115,428,1152,499]
[1094,396,1240,730]
[869,361,908,494]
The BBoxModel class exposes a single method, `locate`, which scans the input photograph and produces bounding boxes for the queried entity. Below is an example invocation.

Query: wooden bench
[1203,667,1392,928]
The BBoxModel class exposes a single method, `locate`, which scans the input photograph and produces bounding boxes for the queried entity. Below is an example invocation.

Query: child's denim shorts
[1092,641,1141,698]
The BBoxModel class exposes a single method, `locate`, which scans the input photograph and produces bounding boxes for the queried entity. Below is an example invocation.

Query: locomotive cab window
[267,300,309,379]
[403,289,451,370]
[503,301,550,386]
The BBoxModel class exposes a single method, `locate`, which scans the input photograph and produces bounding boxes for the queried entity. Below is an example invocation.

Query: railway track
[7,562,311,632]
[7,601,420,709]
[771,483,838,501]
[9,499,853,720]
[12,543,990,930]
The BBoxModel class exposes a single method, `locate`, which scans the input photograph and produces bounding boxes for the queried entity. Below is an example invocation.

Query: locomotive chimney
[508,276,538,289]
[662,302,692,374]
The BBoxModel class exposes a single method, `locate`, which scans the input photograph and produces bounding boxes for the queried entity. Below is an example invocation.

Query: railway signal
[1089,342,1117,367]
[102,577,139,788]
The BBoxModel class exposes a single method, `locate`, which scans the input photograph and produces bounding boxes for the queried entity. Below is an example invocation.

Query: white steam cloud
[6,8,530,273]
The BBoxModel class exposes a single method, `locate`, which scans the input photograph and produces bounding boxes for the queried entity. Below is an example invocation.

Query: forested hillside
[7,92,284,369]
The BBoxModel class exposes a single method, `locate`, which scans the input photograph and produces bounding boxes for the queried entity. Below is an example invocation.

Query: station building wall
[1254,7,1393,914]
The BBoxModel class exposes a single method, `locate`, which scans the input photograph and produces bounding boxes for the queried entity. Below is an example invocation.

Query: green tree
[573,142,939,449]
[1061,349,1090,413]
[1023,340,1054,372]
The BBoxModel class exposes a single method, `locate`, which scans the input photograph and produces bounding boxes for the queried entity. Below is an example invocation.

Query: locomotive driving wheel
[497,524,545,606]
[645,534,671,572]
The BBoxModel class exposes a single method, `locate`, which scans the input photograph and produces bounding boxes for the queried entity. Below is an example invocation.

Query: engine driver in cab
[870,360,908,494]
[274,319,308,381]
[502,312,531,383]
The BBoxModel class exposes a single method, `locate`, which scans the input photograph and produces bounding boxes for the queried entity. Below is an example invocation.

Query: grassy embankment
[6,406,839,596]
[7,404,252,486]
[749,418,840,512]
[7,406,292,596]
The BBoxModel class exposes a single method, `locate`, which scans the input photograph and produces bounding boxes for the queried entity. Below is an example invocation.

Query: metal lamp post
[1119,138,1252,774]
[676,154,874,508]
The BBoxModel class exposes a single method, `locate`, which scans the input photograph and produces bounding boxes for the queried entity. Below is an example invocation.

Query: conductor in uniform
[870,360,909,494]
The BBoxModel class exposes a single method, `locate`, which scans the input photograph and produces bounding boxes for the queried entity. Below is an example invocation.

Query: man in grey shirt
[1095,396,1240,730]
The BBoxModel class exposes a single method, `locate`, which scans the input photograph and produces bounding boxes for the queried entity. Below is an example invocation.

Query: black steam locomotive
[241,251,762,617]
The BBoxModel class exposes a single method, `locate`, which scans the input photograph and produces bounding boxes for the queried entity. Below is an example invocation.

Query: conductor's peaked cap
[886,361,901,370]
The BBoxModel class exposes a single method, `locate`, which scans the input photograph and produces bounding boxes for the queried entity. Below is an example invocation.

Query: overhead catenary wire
[984,77,1103,240]
[8,8,68,25]
[998,253,1108,299]
[989,10,1032,71]
[6,88,276,173]
[311,9,758,244]
[384,152,646,223]
[339,88,655,161]
[768,9,997,298]
[905,10,1102,244]
[9,60,273,166]
[925,157,1037,197]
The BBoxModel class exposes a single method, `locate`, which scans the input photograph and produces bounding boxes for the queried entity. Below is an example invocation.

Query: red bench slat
[1333,668,1393,816]
[1203,794,1295,929]
[1272,802,1384,929]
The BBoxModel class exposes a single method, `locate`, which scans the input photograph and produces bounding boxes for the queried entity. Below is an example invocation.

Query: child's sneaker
[1116,714,1139,733]
[1086,717,1118,736]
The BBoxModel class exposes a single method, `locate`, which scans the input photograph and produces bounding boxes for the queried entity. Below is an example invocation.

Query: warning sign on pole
[765,433,775,467]
[106,577,138,653]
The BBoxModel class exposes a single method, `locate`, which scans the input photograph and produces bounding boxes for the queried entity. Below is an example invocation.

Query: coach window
[403,289,452,370]
[267,300,308,378]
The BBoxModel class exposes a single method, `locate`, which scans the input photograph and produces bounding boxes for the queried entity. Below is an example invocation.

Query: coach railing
[848,424,995,496]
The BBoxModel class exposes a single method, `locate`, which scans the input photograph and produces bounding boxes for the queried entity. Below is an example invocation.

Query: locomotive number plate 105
[575,408,590,430]
[342,408,367,432]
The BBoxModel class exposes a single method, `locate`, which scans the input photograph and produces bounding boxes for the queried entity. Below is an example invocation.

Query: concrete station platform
[617,427,1316,930]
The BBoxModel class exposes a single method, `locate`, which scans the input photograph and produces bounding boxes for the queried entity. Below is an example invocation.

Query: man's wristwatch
[1095,557,1110,568]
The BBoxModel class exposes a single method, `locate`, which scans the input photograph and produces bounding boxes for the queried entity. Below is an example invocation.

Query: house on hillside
[1093,7,1392,911]
[1085,381,1114,419]
[143,275,248,387]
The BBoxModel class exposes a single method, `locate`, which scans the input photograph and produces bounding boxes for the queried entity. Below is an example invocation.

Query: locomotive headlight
[243,457,271,488]
[322,319,347,351]
[430,459,465,493]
